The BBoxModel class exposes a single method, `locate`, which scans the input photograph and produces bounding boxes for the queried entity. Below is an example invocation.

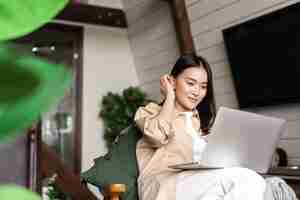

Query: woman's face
[172,66,208,112]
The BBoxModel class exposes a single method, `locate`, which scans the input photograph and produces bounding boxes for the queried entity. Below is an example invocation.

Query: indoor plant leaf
[0,0,69,40]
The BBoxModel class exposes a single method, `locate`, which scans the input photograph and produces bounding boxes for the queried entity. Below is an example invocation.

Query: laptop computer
[168,107,286,174]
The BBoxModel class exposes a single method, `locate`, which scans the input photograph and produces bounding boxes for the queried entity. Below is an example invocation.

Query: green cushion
[81,125,142,200]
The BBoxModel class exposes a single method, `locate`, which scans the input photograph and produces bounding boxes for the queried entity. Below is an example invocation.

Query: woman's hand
[160,74,175,101]
[159,74,176,122]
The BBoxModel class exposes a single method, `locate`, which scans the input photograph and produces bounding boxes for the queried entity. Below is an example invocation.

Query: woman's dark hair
[276,147,288,167]
[170,54,216,134]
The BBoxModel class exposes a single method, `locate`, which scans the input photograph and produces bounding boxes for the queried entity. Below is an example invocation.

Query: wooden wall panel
[125,0,179,102]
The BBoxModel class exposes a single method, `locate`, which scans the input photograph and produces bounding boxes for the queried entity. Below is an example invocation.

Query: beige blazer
[134,102,203,200]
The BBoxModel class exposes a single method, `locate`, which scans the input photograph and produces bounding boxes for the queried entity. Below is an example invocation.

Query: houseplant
[99,87,148,148]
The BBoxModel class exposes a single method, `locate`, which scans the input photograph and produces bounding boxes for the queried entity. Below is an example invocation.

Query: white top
[183,112,207,163]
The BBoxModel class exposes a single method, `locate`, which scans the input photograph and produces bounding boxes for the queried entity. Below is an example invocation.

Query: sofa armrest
[103,184,126,200]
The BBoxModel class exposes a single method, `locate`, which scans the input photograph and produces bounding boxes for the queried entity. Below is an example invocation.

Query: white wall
[123,0,180,101]
[81,24,138,198]
[88,0,123,9]
[185,0,300,165]
[81,24,138,171]
[54,20,138,198]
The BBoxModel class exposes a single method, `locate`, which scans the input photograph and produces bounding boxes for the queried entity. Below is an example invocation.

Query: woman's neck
[174,101,193,113]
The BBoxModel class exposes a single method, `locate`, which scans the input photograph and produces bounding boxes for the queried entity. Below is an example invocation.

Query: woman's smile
[188,97,198,103]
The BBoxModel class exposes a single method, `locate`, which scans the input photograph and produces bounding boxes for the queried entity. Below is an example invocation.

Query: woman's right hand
[160,74,175,100]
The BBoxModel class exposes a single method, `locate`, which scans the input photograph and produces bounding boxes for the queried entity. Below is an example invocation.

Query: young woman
[134,54,267,200]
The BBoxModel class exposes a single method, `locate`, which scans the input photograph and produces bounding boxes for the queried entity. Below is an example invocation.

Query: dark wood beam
[167,0,196,55]
[55,2,127,28]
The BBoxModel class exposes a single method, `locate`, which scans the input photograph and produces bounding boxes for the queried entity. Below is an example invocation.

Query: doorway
[11,23,84,193]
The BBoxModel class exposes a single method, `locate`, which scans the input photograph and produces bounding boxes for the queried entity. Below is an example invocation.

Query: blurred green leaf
[0,0,69,40]
[0,185,41,200]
